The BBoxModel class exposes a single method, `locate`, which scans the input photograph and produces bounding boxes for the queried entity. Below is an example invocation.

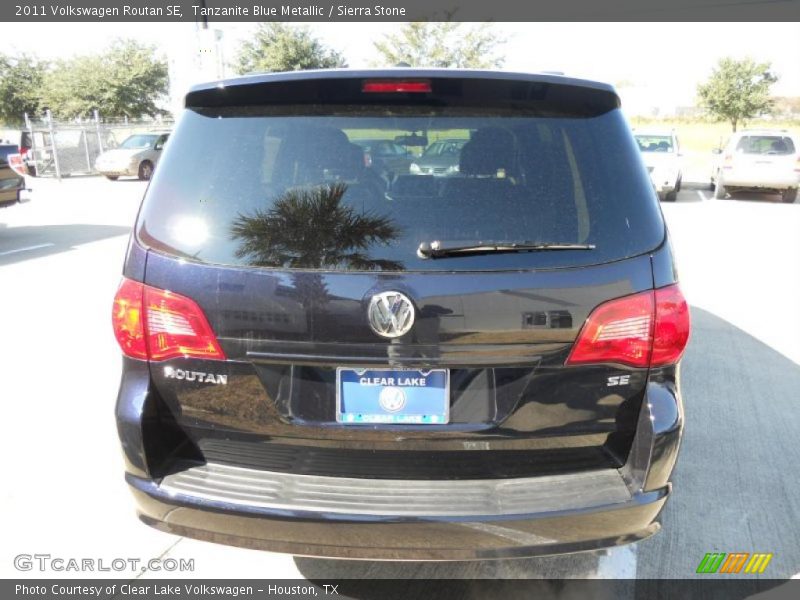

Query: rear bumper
[651,174,679,194]
[119,371,683,559]
[722,170,799,189]
[129,475,667,560]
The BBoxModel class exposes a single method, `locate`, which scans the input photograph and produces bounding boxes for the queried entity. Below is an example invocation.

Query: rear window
[137,105,664,272]
[0,144,19,160]
[422,140,467,156]
[736,135,796,155]
[635,135,674,153]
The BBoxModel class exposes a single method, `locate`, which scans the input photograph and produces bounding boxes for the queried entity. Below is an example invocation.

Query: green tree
[0,53,48,125]
[230,183,402,271]
[374,22,505,69]
[235,23,346,74]
[42,39,168,120]
[697,57,778,132]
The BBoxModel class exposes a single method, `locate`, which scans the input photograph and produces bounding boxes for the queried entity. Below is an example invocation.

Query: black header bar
[3,0,800,22]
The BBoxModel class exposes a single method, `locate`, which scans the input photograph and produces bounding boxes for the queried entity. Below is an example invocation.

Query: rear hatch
[728,133,797,182]
[130,71,667,480]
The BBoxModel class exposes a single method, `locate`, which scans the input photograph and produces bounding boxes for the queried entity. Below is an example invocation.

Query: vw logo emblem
[379,386,407,412]
[367,291,415,338]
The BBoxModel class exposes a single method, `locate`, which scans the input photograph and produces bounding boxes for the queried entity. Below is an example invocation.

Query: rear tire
[782,188,798,204]
[664,190,677,202]
[138,161,154,181]
[713,179,727,199]
[105,175,119,181]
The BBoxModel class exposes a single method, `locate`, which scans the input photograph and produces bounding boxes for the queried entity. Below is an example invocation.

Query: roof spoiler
[185,71,620,118]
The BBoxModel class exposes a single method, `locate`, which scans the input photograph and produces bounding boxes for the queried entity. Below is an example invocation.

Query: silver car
[711,129,799,203]
[409,139,467,176]
[95,132,169,181]
[634,129,682,202]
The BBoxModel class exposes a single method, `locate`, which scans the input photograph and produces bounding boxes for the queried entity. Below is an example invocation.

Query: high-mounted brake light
[566,284,690,368]
[362,80,432,93]
[112,278,225,361]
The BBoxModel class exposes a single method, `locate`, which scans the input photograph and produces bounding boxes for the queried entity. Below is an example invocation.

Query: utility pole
[196,0,225,81]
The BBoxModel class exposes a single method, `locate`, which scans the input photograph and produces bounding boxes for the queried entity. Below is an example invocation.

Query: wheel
[105,175,119,181]
[782,188,798,204]
[138,161,154,181]
[664,190,678,202]
[713,178,727,199]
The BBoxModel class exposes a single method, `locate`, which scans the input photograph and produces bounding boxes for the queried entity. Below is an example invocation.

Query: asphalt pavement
[0,176,798,588]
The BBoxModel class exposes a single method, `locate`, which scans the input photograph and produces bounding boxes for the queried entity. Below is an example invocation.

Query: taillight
[723,154,733,169]
[362,80,432,93]
[566,284,690,368]
[651,285,691,366]
[112,278,225,361]
[7,154,27,177]
[112,279,147,360]
[20,146,30,158]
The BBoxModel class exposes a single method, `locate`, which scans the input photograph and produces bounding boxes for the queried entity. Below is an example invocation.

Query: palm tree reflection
[230,183,403,271]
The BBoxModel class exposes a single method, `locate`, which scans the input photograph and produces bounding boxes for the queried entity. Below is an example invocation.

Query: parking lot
[1,175,798,585]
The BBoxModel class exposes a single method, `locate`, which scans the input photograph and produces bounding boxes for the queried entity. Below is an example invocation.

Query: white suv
[711,130,799,203]
[634,129,682,202]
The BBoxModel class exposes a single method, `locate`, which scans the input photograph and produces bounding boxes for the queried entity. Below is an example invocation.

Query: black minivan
[113,69,690,560]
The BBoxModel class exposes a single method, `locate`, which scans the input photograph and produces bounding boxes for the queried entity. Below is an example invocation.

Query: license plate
[336,368,449,425]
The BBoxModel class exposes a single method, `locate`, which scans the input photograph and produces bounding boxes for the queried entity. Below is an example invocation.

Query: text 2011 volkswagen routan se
[113,69,690,560]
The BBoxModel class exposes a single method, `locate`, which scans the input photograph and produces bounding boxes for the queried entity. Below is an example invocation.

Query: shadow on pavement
[293,307,798,598]
[0,223,130,266]
[675,181,711,203]
[294,548,606,580]
[636,307,800,585]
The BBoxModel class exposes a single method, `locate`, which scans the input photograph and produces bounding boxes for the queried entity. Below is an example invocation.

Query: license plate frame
[336,367,450,425]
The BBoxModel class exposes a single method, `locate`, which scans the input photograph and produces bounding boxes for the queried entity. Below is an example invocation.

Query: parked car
[711,129,798,203]
[410,138,468,176]
[0,143,26,208]
[112,69,690,560]
[1,130,38,176]
[351,138,413,176]
[95,132,169,181]
[634,129,682,201]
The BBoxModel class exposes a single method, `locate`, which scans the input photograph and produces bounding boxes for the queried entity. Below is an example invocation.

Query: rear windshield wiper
[417,240,595,259]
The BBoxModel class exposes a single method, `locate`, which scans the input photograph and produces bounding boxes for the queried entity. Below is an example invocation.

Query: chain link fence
[22,111,175,179]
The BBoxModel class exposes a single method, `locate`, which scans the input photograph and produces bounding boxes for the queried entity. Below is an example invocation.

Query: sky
[1,22,798,116]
